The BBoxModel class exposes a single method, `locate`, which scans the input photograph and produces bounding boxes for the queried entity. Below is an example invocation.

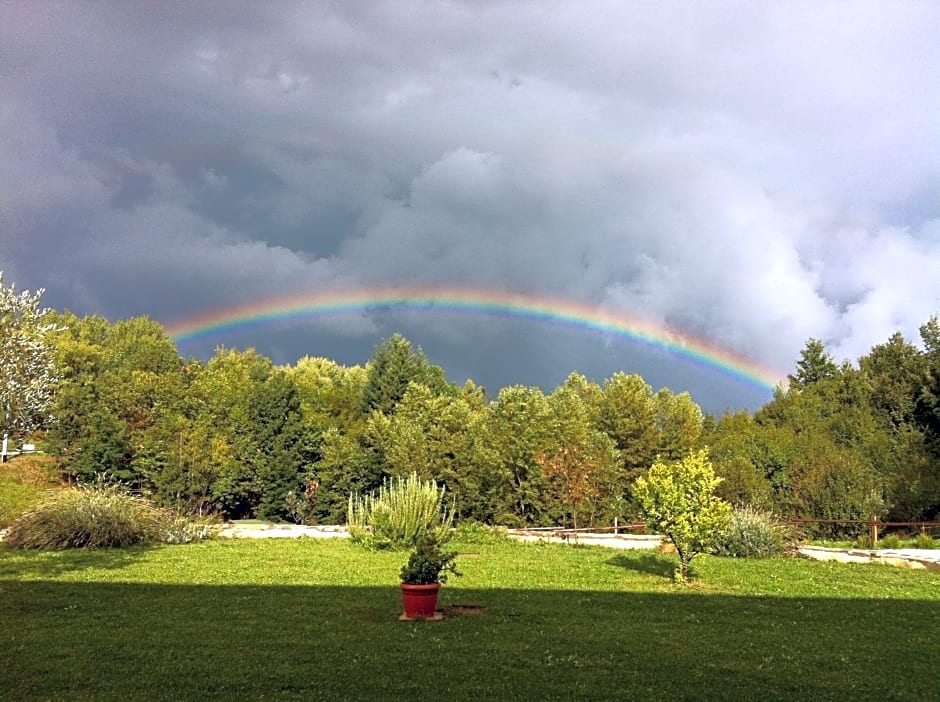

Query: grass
[0,454,61,527]
[2,538,939,701]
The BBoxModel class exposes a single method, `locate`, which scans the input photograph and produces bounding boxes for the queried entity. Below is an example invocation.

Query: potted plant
[399,534,461,620]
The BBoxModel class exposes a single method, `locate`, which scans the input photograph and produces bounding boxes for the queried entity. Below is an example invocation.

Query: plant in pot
[399,534,461,620]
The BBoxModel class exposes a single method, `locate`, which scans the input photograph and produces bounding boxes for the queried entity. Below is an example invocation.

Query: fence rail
[509,523,646,535]
[512,519,940,542]
[783,519,940,543]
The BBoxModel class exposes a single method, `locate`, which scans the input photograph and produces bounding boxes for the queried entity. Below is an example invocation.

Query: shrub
[877,533,902,550]
[4,484,219,550]
[5,484,167,549]
[284,487,317,526]
[453,520,509,544]
[915,532,936,549]
[399,534,461,585]
[347,472,453,550]
[161,512,222,544]
[711,506,788,558]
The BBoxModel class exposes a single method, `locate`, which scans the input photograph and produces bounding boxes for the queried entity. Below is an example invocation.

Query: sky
[2,1,939,414]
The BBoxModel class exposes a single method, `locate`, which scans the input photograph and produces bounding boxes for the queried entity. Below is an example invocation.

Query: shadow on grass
[1,579,939,701]
[606,551,679,579]
[0,543,153,579]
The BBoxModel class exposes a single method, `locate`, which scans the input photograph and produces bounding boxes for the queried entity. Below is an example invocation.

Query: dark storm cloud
[2,1,939,412]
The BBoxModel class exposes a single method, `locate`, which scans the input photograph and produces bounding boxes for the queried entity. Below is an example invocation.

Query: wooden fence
[516,519,940,543]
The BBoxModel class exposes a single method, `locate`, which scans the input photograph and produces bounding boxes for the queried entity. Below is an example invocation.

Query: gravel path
[218,523,350,539]
[217,524,940,570]
[218,524,663,549]
[798,545,940,570]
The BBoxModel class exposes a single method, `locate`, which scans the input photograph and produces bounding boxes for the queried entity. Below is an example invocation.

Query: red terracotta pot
[400,583,441,619]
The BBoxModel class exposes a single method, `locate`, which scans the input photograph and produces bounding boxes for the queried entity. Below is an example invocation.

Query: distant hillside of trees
[18,304,940,533]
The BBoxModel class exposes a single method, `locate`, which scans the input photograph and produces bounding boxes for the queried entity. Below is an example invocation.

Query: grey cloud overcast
[2,1,939,413]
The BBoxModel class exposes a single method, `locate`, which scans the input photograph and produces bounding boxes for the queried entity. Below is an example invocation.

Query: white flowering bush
[711,506,789,558]
[347,472,453,549]
[0,272,61,443]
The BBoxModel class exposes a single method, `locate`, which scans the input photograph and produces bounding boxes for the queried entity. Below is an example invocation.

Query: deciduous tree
[0,273,60,446]
[380,383,487,521]
[634,448,731,582]
[539,383,620,537]
[596,372,658,484]
[479,385,553,525]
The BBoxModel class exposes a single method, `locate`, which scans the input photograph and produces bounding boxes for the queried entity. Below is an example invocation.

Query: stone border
[798,545,940,570]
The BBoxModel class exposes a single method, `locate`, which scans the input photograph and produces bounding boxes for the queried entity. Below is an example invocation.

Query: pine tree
[359,334,450,415]
[788,338,839,390]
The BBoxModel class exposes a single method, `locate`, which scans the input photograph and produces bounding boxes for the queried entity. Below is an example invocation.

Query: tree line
[4,276,939,534]
[41,313,705,526]
[708,327,940,531]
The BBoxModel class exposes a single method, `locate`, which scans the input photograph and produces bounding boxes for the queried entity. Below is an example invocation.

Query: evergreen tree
[359,334,451,415]
[788,338,839,390]
[252,371,318,520]
[861,331,925,429]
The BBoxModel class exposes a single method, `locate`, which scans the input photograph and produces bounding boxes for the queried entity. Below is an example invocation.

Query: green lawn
[1,538,938,701]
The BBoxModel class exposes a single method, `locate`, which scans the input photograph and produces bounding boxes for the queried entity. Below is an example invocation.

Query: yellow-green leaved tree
[634,448,731,582]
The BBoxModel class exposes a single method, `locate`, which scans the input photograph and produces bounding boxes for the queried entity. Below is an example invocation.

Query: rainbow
[164,286,785,392]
